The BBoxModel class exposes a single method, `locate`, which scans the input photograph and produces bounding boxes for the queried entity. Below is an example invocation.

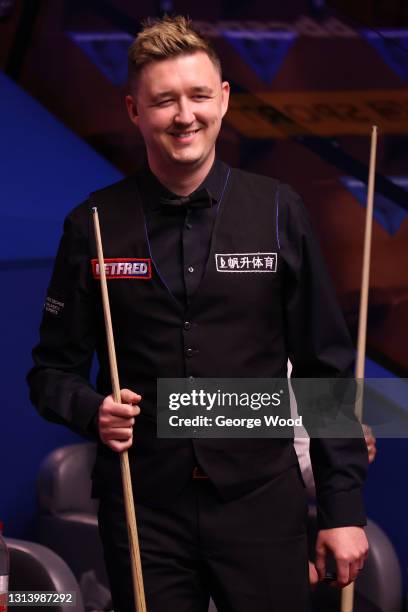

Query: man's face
[126,52,229,174]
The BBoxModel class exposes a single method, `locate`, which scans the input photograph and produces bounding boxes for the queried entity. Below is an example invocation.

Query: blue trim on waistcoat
[275,187,281,251]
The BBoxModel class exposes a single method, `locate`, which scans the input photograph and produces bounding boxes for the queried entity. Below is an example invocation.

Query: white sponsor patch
[215,252,277,272]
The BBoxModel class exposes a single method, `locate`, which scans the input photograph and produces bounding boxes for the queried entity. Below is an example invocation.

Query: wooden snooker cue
[92,206,147,612]
[341,125,378,612]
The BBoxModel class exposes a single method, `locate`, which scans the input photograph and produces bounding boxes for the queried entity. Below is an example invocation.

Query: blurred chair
[36,443,111,610]
[6,537,85,612]
[357,519,403,612]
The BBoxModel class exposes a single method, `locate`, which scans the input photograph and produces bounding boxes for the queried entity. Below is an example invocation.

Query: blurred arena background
[0,0,407,603]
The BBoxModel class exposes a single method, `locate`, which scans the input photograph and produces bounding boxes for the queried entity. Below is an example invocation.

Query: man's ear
[125,94,139,127]
[221,81,230,118]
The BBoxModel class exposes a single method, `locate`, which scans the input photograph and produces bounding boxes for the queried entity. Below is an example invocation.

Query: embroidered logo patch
[91,258,152,280]
[215,253,277,273]
[45,296,65,316]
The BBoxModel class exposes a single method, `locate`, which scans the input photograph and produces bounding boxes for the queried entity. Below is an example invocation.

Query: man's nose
[174,99,195,124]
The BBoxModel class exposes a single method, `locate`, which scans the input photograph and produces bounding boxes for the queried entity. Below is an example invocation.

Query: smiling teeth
[173,130,198,137]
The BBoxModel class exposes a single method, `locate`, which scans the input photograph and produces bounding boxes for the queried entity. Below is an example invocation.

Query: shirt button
[186,348,194,358]
[185,223,192,230]
[184,321,192,331]
[188,376,195,383]
[188,266,194,273]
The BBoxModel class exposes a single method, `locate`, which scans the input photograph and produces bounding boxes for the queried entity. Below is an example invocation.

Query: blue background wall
[0,72,122,537]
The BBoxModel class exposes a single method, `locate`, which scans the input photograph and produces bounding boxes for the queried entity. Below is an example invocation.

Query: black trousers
[97,466,310,612]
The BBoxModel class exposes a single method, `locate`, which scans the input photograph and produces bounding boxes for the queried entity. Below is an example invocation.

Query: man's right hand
[98,388,141,452]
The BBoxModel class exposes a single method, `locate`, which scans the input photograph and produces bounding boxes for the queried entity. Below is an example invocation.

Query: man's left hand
[314,526,369,588]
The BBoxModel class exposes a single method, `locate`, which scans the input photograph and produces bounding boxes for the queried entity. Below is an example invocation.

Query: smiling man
[125,27,229,195]
[126,53,229,183]
[28,15,368,612]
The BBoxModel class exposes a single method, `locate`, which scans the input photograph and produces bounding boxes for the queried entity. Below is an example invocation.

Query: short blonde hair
[128,15,222,88]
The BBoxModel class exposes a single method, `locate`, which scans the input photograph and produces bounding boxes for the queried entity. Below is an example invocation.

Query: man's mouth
[169,129,201,140]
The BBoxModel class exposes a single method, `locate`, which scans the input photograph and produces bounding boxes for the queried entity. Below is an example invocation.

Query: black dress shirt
[137,159,230,307]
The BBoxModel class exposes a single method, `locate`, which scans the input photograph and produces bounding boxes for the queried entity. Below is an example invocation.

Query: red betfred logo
[91,258,152,279]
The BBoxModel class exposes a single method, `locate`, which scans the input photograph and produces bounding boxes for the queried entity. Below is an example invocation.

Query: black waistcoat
[87,167,298,503]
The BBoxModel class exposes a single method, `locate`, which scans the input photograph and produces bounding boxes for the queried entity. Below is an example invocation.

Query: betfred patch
[91,258,152,280]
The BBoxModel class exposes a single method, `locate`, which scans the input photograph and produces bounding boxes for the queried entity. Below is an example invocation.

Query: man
[28,16,368,612]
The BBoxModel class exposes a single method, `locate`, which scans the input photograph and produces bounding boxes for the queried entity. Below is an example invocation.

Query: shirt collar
[138,158,229,213]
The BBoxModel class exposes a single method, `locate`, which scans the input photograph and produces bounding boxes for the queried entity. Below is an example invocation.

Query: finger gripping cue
[92,206,147,612]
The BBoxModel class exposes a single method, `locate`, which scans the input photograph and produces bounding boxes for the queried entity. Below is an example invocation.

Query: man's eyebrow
[190,86,214,94]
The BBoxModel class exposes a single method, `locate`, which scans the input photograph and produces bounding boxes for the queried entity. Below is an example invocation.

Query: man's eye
[194,95,210,100]
[155,99,173,107]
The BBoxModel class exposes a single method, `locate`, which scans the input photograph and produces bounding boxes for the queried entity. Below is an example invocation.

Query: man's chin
[169,152,205,166]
